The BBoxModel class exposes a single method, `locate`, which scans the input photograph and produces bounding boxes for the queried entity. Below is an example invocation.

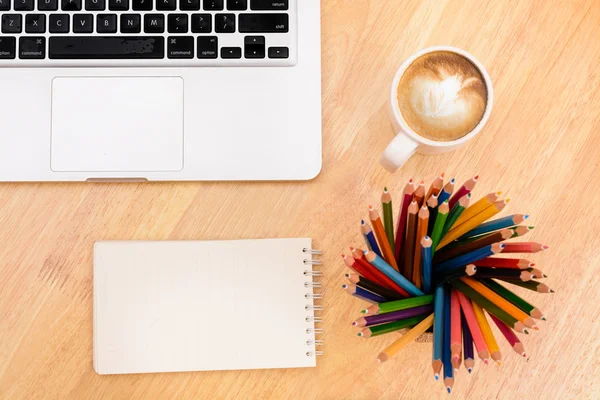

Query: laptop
[0,0,322,181]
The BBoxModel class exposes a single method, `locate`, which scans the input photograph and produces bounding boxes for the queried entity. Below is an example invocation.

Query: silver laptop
[0,0,321,181]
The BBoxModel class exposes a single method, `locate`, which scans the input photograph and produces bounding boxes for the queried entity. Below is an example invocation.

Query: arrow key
[244,35,264,59]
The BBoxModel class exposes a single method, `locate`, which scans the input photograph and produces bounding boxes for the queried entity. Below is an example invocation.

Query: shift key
[239,13,288,33]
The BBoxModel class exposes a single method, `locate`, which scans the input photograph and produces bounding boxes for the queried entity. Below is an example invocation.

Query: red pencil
[474,258,533,269]
[456,292,490,364]
[448,175,479,209]
[501,242,549,253]
[349,249,410,298]
[489,313,527,358]
[450,289,462,369]
[394,179,415,262]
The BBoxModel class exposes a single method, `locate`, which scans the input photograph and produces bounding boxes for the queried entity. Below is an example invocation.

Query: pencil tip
[496,361,502,366]
[409,178,413,183]
[434,374,439,381]
[360,309,367,314]
[543,274,548,278]
[542,245,549,250]
[474,175,479,179]
[384,187,388,192]
[524,214,530,219]
[484,359,489,365]
[451,178,455,183]
[533,326,540,330]
[453,355,459,361]
[522,353,527,358]
[550,289,555,293]
[368,205,374,210]
[447,387,452,394]
[344,273,350,278]
[360,219,365,225]
[351,321,356,326]
[342,284,348,289]
[441,172,445,177]
[357,332,362,336]
[523,329,529,334]
[467,368,473,373]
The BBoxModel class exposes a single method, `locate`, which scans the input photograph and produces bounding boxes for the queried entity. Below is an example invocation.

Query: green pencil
[358,315,426,337]
[480,279,545,320]
[382,187,395,255]
[430,200,449,255]
[495,278,554,293]
[361,294,434,315]
[441,193,471,239]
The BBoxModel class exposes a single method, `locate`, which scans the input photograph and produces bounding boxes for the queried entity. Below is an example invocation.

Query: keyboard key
[25,14,46,33]
[167,14,187,33]
[244,35,264,58]
[197,35,216,58]
[239,13,287,33]
[156,0,174,10]
[108,0,127,10]
[73,13,93,33]
[49,14,69,33]
[191,13,210,33]
[49,36,164,59]
[38,0,59,10]
[214,13,234,33]
[132,0,151,10]
[0,37,16,59]
[120,13,140,33]
[167,36,193,59]
[2,15,22,33]
[227,0,245,10]
[14,0,34,11]
[179,0,198,10]
[268,46,287,59]
[85,0,105,10]
[0,0,10,11]
[221,46,240,59]
[97,14,116,33]
[203,0,222,10]
[19,36,45,59]
[144,13,163,33]
[250,0,287,10]
[61,0,81,10]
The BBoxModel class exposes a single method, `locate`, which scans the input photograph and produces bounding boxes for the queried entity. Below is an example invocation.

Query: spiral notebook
[93,238,323,375]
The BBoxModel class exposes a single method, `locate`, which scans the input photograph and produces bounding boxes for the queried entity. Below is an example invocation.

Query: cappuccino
[396,51,488,142]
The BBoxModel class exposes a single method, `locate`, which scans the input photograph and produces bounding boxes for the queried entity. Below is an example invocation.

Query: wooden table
[1,1,599,399]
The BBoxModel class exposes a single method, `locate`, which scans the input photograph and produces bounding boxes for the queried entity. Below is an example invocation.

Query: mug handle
[379,133,418,173]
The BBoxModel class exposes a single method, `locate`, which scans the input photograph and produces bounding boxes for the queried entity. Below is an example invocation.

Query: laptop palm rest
[51,77,184,173]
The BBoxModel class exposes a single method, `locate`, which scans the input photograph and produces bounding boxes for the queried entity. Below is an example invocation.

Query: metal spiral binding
[304,247,323,357]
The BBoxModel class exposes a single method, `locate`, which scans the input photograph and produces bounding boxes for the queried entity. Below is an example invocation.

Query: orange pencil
[369,205,399,271]
[456,292,490,364]
[413,180,425,207]
[402,200,418,280]
[450,289,462,369]
[426,173,445,200]
[412,205,429,288]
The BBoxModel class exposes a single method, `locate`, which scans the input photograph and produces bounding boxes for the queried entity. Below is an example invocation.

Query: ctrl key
[19,37,45,59]
[0,37,16,59]
[197,36,217,59]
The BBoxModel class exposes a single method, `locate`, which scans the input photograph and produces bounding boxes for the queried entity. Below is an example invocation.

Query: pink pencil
[489,314,527,358]
[450,289,462,370]
[501,242,549,253]
[448,175,479,209]
[456,292,490,364]
[394,179,415,261]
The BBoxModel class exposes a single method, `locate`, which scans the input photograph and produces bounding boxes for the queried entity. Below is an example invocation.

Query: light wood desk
[1,1,599,399]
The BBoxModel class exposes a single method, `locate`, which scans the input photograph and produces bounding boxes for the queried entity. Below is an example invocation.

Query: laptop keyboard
[0,0,296,66]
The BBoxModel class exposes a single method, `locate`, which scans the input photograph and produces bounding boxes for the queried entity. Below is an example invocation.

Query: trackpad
[51,77,184,172]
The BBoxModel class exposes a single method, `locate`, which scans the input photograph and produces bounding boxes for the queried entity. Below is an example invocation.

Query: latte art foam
[397,51,488,141]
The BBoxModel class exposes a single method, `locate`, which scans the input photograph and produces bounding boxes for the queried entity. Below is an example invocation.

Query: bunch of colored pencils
[342,175,553,394]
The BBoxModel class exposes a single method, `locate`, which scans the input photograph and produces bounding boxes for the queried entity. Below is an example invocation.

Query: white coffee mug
[380,46,494,173]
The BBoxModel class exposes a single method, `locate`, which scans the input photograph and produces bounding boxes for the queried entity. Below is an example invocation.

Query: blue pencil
[435,243,505,273]
[361,219,383,258]
[343,284,388,304]
[442,285,454,394]
[437,178,455,204]
[432,285,445,380]
[462,311,475,373]
[421,236,433,293]
[365,251,424,297]
[458,214,529,239]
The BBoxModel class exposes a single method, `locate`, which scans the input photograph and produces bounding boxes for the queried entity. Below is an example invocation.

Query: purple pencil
[352,304,433,327]
[462,311,475,373]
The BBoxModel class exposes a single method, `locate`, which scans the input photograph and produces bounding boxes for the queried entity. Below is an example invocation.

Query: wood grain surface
[1,1,600,399]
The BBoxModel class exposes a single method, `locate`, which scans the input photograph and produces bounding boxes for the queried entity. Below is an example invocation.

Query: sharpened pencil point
[542,245,549,250]
[342,284,348,289]
[360,309,367,314]
[409,178,414,183]
[447,387,452,394]
[368,205,374,210]
[351,321,357,326]
[496,361,502,366]
[441,172,445,177]
[543,274,548,278]
[357,332,362,337]
[450,178,455,183]
[523,215,530,219]
[533,325,540,330]
[484,359,489,365]
[541,316,547,321]
[474,175,479,179]
[467,368,473,373]
[522,353,527,358]
[384,187,388,192]
[434,374,439,381]
[550,289,555,293]
[360,219,365,225]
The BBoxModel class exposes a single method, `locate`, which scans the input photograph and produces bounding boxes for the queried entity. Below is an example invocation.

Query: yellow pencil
[453,192,502,228]
[472,302,502,365]
[377,314,434,363]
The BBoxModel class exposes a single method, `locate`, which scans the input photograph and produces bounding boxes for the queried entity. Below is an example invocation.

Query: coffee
[396,51,488,142]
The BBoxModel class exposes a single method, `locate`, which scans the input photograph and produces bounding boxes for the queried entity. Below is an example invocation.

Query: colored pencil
[382,188,395,255]
[450,289,462,368]
[435,264,477,284]
[451,279,529,333]
[343,253,408,296]
[442,287,454,394]
[364,251,424,296]
[474,257,533,269]
[524,266,546,278]
[435,243,505,274]
[426,193,439,235]
[480,279,545,320]
[434,228,512,263]
[511,225,534,238]
[438,199,509,249]
[440,194,471,240]
[426,173,445,200]
[498,279,554,293]
[448,175,478,209]
[501,242,549,253]
[472,267,534,281]
[472,303,502,365]
[430,200,449,253]
[413,180,425,207]
[358,315,427,338]
[377,313,434,363]
[456,292,490,364]
[362,294,434,315]
[345,274,406,301]
[489,314,527,358]
[453,191,502,228]
[412,205,429,288]
[421,236,433,293]
[461,277,538,329]
[343,284,388,304]
[458,214,529,239]
[403,200,419,280]
[369,205,399,271]
[395,179,415,262]
[353,304,433,327]
[437,178,455,204]
[432,285,444,380]
[361,219,382,258]
[462,312,475,373]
